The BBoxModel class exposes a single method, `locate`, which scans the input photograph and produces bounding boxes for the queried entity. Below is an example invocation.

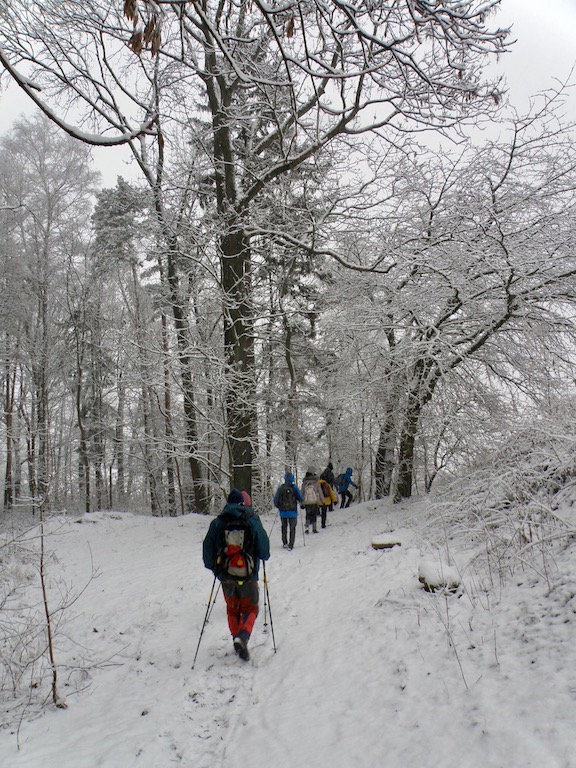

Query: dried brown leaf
[128,30,143,55]
[151,29,161,57]
[143,18,156,46]
[124,0,138,24]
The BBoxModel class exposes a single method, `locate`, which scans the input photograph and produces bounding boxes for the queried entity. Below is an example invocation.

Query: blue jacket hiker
[203,489,270,661]
[273,472,303,550]
[338,467,358,509]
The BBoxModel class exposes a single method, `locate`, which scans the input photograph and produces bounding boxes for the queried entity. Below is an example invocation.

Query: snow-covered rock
[371,534,402,549]
[418,559,461,593]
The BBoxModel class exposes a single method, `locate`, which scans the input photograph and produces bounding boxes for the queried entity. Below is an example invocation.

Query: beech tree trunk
[395,358,440,501]
[221,222,257,494]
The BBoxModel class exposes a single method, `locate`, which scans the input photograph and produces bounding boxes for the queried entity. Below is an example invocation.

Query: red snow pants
[222,580,259,640]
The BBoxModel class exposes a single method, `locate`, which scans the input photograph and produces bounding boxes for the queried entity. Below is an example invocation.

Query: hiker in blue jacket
[338,467,358,509]
[203,489,270,661]
[273,472,303,550]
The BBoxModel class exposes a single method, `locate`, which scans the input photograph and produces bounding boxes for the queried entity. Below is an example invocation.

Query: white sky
[0,0,575,187]
[495,0,576,111]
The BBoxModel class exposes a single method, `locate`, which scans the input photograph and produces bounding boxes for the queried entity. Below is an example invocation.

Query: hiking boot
[233,636,250,661]
[282,543,288,548]
[305,527,309,534]
[288,545,293,550]
[313,528,318,533]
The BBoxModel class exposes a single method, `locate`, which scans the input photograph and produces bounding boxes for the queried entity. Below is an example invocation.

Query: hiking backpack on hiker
[303,481,321,506]
[335,473,345,489]
[216,512,255,582]
[277,483,296,511]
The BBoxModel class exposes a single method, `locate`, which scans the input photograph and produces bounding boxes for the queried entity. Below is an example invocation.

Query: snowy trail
[203,506,444,768]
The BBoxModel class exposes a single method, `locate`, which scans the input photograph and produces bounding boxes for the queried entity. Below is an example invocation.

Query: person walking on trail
[338,467,358,509]
[273,472,303,550]
[319,478,338,529]
[320,462,337,511]
[301,468,325,533]
[202,489,270,661]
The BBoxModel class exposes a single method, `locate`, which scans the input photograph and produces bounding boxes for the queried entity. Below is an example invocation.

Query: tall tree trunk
[92,335,107,510]
[206,61,258,495]
[221,220,257,494]
[395,358,440,501]
[374,406,396,498]
[19,397,37,510]
[161,311,177,516]
[141,384,162,516]
[75,384,91,514]
[130,263,164,516]
[3,355,17,510]
[36,278,50,512]
[395,397,421,501]
[164,245,208,513]
[114,369,126,505]
[281,307,298,472]
[150,106,207,513]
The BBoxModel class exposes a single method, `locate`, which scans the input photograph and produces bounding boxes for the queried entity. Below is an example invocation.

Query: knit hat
[285,472,295,484]
[328,462,333,470]
[241,490,251,506]
[227,488,243,504]
[306,466,316,476]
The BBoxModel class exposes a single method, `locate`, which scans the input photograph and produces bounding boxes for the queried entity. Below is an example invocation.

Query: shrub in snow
[426,415,576,586]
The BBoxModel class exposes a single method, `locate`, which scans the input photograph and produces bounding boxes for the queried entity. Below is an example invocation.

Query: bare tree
[319,102,576,499]
[0,0,508,494]
[0,115,97,512]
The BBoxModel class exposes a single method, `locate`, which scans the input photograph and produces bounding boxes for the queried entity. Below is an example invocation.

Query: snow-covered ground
[0,496,574,767]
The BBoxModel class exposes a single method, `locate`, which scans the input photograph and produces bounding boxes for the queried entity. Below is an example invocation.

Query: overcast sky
[496,0,576,111]
[0,0,575,187]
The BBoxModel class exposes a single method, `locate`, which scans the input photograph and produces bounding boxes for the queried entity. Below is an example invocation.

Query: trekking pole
[301,507,306,546]
[268,511,279,539]
[206,580,221,623]
[192,575,217,669]
[262,574,269,630]
[262,562,277,652]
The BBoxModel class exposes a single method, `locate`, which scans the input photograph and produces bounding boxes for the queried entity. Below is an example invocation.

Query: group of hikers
[272,463,357,548]
[202,464,358,661]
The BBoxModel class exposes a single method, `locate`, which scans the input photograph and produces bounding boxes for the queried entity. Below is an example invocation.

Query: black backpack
[216,512,255,582]
[276,483,296,511]
[335,473,345,488]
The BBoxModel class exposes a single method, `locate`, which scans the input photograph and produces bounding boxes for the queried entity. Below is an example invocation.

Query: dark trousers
[340,489,353,508]
[320,505,328,528]
[305,505,319,531]
[281,517,297,548]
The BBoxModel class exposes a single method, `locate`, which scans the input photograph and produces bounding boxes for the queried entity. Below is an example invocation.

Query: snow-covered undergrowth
[0,522,54,703]
[0,486,574,767]
[425,422,576,593]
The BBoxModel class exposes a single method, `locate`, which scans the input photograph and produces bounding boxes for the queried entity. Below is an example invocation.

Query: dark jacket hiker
[273,472,303,550]
[203,489,270,661]
[320,462,336,488]
[320,462,337,511]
